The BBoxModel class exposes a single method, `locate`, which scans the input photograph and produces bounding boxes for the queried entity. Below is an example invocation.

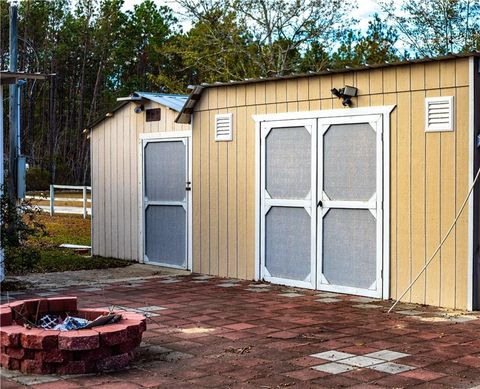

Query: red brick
[58,330,99,351]
[96,324,128,346]
[23,299,49,316]
[20,359,53,374]
[125,322,143,338]
[8,301,25,320]
[75,308,109,321]
[0,326,21,347]
[6,346,34,359]
[114,337,142,354]
[47,297,77,313]
[35,349,72,363]
[20,328,59,350]
[76,346,112,361]
[0,353,20,370]
[0,307,12,326]
[96,352,133,371]
[55,360,95,375]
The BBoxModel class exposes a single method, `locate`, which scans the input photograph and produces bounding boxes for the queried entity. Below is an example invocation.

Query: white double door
[260,114,384,297]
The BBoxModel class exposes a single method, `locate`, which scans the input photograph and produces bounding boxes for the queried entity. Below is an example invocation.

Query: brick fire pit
[0,297,146,375]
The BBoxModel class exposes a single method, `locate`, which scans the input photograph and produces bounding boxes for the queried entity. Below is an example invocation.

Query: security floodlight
[331,85,358,107]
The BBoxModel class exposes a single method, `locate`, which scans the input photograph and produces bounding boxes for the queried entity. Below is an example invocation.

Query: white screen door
[317,115,383,297]
[259,114,384,297]
[260,119,317,289]
[142,138,189,269]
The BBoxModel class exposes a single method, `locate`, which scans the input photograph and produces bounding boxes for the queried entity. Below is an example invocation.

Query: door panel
[261,120,317,289]
[318,116,383,297]
[143,138,188,268]
[145,205,186,267]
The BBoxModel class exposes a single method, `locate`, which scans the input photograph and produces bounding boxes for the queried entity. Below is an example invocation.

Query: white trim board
[468,57,475,311]
[138,132,193,271]
[253,105,395,299]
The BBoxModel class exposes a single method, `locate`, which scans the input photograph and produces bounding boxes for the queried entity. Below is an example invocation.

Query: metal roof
[0,70,50,85]
[89,91,188,129]
[175,52,480,124]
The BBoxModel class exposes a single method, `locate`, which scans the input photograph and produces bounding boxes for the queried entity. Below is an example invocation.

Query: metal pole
[0,86,5,282]
[82,186,87,219]
[8,3,18,200]
[50,184,54,216]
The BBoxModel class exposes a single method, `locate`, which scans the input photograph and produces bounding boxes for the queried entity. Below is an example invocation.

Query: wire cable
[388,167,480,313]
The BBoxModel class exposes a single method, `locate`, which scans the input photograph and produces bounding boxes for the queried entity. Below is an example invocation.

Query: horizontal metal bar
[264,198,311,208]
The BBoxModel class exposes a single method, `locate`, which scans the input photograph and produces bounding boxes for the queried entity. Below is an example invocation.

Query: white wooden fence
[49,185,91,219]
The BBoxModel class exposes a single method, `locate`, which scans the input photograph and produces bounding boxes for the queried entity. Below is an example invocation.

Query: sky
[121,0,390,33]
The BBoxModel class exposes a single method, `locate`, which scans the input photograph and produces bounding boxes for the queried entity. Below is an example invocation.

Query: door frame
[253,106,395,299]
[138,131,192,270]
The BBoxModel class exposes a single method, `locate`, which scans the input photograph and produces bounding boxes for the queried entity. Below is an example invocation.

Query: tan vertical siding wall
[192,58,472,309]
[91,101,190,261]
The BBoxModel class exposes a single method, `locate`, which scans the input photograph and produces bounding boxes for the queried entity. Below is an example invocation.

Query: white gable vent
[215,113,233,141]
[425,96,454,132]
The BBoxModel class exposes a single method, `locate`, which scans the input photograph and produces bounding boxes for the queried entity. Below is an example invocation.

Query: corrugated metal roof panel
[133,92,188,112]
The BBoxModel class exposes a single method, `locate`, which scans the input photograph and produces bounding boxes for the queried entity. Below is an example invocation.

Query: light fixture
[331,85,358,107]
[134,104,145,114]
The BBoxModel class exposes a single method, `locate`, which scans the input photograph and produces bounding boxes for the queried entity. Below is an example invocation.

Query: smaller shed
[89,92,190,266]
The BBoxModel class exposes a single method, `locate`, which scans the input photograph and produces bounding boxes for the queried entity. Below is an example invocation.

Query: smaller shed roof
[89,91,188,129]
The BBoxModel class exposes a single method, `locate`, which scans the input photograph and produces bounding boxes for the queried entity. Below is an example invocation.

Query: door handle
[317,200,323,207]
[186,181,191,191]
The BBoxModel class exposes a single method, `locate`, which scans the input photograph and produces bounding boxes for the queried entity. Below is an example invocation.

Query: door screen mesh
[266,127,311,199]
[145,205,186,267]
[324,123,376,201]
[145,141,186,202]
[323,209,376,289]
[265,207,311,281]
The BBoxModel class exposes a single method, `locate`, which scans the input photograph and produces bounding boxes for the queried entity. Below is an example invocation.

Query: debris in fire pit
[38,313,121,331]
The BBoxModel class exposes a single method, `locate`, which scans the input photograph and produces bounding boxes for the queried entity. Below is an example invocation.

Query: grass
[6,214,132,276]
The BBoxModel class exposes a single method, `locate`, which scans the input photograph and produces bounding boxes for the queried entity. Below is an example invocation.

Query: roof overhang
[0,71,50,85]
[175,86,204,124]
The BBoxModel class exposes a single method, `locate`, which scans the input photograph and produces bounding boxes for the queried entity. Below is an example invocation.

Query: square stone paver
[245,288,269,292]
[315,297,341,303]
[369,362,415,374]
[218,283,237,287]
[353,304,383,309]
[278,292,304,298]
[349,297,379,303]
[160,279,180,284]
[310,350,355,361]
[311,362,357,374]
[137,305,167,312]
[340,355,384,367]
[249,284,271,288]
[365,350,410,361]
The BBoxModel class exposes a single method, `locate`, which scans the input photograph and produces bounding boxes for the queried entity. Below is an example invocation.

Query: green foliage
[4,246,41,274]
[0,188,46,275]
[26,167,52,191]
[378,0,480,57]
[0,190,46,249]
[331,14,400,69]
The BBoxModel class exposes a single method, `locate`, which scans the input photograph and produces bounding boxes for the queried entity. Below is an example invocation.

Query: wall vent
[215,113,233,141]
[425,96,454,132]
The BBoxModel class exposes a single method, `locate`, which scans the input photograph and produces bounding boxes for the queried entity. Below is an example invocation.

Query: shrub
[1,187,45,274]
[26,167,51,191]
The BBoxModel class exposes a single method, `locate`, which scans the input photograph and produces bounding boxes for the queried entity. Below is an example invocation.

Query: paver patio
[2,273,480,388]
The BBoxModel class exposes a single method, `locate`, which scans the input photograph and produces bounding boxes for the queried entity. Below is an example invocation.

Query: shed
[89,92,191,268]
[176,54,480,310]
[90,54,480,311]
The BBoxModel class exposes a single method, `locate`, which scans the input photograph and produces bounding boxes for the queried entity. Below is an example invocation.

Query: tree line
[0,0,479,187]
